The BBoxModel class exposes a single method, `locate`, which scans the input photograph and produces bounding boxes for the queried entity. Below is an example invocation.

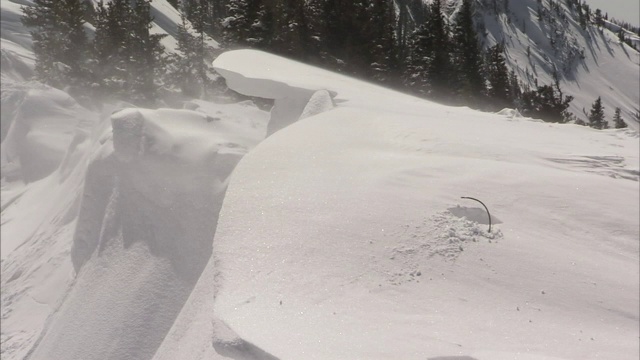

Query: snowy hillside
[468,0,640,129]
[1,1,639,360]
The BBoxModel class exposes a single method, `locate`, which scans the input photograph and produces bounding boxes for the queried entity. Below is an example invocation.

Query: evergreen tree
[577,4,586,28]
[404,23,431,95]
[93,0,166,104]
[486,43,510,106]
[587,97,607,129]
[404,0,452,99]
[223,0,269,48]
[21,0,90,87]
[520,84,573,123]
[613,107,627,129]
[618,29,625,43]
[451,0,485,104]
[271,0,310,59]
[93,0,133,96]
[304,0,329,63]
[588,96,606,129]
[366,0,398,83]
[508,70,521,102]
[425,0,453,98]
[168,15,207,97]
[594,8,604,27]
[129,0,167,104]
[317,0,371,73]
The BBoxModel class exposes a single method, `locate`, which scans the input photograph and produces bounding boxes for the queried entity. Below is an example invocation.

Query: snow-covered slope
[471,0,640,129]
[149,49,639,360]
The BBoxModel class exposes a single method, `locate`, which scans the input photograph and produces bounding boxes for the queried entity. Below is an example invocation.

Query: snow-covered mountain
[472,0,639,129]
[1,1,638,360]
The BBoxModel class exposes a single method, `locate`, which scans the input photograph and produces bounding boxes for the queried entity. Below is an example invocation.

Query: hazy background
[586,0,639,26]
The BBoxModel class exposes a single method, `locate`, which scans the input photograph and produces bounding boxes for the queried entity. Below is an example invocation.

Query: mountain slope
[471,0,640,129]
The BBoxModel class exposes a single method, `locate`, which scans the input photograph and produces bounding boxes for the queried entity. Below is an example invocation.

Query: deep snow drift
[149,49,639,360]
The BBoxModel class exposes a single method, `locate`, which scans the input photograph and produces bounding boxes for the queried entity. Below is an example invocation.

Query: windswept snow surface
[0,95,268,360]
[153,50,640,360]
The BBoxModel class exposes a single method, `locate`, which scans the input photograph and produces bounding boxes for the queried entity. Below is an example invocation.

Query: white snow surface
[154,49,639,360]
[1,93,268,360]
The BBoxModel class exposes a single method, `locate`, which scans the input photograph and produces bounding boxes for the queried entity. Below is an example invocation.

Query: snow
[1,91,269,360]
[1,1,639,360]
[155,49,639,360]
[477,0,640,129]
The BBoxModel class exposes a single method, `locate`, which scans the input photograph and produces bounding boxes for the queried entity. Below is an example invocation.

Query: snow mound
[300,89,335,120]
[185,50,637,360]
[1,83,94,183]
[496,108,523,119]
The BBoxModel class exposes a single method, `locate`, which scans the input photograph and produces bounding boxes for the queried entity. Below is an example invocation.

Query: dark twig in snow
[461,196,492,233]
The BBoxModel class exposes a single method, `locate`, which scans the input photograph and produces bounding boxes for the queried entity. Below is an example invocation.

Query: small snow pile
[496,108,523,120]
[300,89,335,120]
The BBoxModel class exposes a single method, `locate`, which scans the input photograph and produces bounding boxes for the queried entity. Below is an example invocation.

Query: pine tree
[168,15,204,97]
[366,0,398,83]
[520,84,573,123]
[223,0,269,48]
[404,0,453,99]
[588,96,607,129]
[317,0,371,73]
[92,0,166,104]
[21,0,90,87]
[486,43,510,106]
[404,23,431,95]
[594,8,603,27]
[425,0,453,99]
[613,107,628,129]
[451,0,485,104]
[271,0,310,59]
[618,29,625,43]
[129,0,167,104]
[508,70,521,102]
[93,0,133,96]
